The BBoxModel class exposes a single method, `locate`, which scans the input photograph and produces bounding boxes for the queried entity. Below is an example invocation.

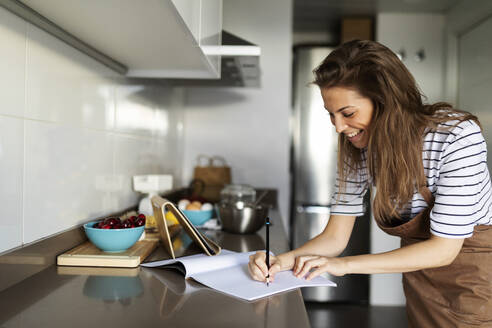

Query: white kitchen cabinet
[171,0,222,75]
[171,0,222,46]
[11,0,222,78]
[171,0,201,43]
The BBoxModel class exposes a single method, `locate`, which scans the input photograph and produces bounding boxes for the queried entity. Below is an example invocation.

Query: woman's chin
[347,132,368,148]
[350,142,366,149]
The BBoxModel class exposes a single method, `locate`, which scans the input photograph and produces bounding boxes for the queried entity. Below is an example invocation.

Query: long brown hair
[313,40,480,222]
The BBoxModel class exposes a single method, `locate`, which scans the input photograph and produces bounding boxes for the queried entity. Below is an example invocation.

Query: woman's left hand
[293,255,349,280]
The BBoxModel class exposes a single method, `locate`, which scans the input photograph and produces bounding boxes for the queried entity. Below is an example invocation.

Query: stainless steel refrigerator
[290,46,369,303]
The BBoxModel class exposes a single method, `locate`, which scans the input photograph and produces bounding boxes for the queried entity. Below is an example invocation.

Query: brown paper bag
[193,155,231,203]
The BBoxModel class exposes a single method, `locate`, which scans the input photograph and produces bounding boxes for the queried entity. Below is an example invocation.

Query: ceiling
[293,0,461,32]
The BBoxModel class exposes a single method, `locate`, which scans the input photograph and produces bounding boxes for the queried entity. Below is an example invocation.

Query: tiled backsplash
[0,7,185,253]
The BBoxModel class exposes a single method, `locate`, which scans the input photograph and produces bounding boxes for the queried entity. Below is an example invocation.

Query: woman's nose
[333,117,347,133]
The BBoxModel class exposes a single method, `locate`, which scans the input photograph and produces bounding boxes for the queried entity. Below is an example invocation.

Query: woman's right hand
[248,251,294,282]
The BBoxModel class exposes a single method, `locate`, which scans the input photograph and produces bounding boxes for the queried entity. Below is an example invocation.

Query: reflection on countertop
[0,227,86,293]
[0,208,310,328]
[0,206,136,293]
[83,275,144,305]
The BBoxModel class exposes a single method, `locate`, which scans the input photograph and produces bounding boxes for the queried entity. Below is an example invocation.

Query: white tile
[114,85,177,137]
[25,25,116,130]
[23,121,114,243]
[112,131,184,204]
[0,8,27,118]
[114,85,155,137]
[113,134,159,206]
[0,116,23,253]
[154,138,183,187]
[113,84,185,196]
[155,111,185,185]
[114,85,186,137]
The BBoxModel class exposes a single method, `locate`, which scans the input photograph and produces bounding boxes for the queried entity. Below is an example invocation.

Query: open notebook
[141,250,336,301]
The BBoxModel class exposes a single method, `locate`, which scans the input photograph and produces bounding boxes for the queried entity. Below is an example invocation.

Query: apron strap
[419,186,434,207]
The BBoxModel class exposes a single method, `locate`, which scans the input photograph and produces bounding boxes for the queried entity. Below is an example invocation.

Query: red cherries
[92,215,146,229]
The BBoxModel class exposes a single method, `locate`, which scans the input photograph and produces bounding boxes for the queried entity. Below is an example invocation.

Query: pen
[265,217,270,286]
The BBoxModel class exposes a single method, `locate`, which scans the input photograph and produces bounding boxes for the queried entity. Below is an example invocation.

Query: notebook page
[141,250,236,277]
[191,252,337,301]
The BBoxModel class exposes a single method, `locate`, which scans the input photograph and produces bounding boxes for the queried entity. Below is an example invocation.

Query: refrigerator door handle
[296,205,331,214]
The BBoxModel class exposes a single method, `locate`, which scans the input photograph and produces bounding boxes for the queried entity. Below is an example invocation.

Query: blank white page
[191,251,337,301]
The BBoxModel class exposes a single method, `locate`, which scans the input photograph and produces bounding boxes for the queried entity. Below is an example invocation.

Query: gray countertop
[0,209,311,328]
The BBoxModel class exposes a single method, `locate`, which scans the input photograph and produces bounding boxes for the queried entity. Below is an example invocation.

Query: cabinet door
[171,0,201,43]
[171,0,222,74]
[18,0,222,78]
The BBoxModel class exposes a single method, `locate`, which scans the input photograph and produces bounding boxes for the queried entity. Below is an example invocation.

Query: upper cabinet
[5,0,222,78]
[170,0,222,77]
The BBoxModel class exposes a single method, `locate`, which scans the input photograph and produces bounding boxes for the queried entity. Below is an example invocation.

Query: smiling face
[321,86,374,149]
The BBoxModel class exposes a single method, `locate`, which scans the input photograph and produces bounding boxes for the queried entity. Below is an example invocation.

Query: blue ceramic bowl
[84,221,145,252]
[181,209,213,226]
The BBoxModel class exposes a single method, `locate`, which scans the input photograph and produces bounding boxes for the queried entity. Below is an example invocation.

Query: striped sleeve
[330,160,369,217]
[430,121,492,238]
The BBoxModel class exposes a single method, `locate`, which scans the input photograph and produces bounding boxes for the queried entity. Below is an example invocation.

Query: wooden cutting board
[57,266,141,276]
[57,240,158,268]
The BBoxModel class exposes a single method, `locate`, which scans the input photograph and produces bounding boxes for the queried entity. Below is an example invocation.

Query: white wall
[0,7,185,254]
[452,3,492,170]
[377,13,445,104]
[181,0,293,231]
[373,13,445,306]
[443,0,492,104]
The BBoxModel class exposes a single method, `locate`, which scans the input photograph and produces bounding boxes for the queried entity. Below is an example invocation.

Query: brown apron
[375,186,492,327]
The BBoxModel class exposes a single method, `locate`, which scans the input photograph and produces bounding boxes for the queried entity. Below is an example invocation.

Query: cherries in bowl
[84,215,146,252]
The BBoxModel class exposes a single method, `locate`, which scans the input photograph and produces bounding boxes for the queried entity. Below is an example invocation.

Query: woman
[248,40,492,327]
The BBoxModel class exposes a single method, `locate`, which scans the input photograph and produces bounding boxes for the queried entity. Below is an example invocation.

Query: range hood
[168,31,261,88]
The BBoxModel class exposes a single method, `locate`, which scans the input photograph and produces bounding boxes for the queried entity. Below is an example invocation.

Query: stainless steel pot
[217,203,269,234]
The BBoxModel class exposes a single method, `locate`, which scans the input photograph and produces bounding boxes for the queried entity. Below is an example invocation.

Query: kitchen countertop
[0,208,311,328]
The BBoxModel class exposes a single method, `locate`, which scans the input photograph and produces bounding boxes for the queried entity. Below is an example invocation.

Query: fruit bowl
[181,209,213,226]
[84,219,145,252]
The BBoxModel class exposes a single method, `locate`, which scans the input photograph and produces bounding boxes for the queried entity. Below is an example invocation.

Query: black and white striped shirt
[330,119,492,238]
